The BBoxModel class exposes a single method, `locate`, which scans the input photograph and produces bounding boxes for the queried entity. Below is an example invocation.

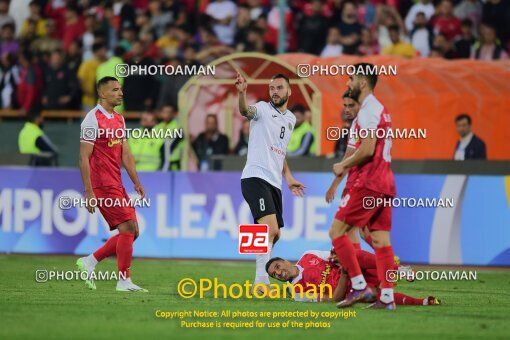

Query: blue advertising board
[0,168,509,265]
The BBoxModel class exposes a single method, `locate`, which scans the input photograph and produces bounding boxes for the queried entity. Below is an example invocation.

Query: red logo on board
[238,224,269,254]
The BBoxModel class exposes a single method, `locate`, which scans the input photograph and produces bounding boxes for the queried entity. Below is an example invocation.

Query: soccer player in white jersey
[236,72,305,294]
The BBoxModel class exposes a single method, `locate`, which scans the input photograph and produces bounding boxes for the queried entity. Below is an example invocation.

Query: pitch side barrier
[211,156,510,175]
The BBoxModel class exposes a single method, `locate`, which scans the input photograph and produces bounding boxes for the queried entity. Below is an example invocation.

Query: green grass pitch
[1,254,509,339]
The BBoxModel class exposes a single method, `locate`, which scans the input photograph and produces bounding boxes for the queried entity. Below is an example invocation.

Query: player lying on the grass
[76,76,147,292]
[236,71,305,294]
[266,250,439,305]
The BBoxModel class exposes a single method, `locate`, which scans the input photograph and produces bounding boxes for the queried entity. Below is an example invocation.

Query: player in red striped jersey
[326,90,374,250]
[329,63,397,309]
[266,251,439,306]
[76,76,147,292]
[327,91,405,278]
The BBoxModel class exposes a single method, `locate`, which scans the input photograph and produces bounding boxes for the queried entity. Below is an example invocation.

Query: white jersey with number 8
[241,101,296,190]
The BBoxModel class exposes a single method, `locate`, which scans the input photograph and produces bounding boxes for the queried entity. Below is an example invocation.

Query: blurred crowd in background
[0,0,508,114]
[1,0,505,170]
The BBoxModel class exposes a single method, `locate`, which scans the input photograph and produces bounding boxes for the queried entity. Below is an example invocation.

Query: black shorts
[241,177,284,228]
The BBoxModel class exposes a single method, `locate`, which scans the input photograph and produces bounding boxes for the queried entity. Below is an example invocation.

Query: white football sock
[254,243,272,285]
[350,274,367,290]
[85,254,98,267]
[118,277,132,284]
[380,288,394,303]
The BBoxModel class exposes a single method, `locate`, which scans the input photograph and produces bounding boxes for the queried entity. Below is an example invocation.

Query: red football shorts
[335,187,392,231]
[93,186,137,230]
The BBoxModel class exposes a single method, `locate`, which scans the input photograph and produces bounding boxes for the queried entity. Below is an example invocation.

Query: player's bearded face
[270,261,292,281]
[348,82,362,102]
[346,75,363,102]
[269,79,290,108]
[271,91,289,108]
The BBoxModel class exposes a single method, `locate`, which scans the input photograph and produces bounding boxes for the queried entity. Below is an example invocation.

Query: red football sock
[353,243,361,250]
[356,250,377,269]
[375,245,395,289]
[117,232,135,279]
[332,235,362,278]
[394,293,423,305]
[93,234,119,262]
[364,235,374,248]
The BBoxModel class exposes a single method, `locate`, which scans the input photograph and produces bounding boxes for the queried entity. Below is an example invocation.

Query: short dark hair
[388,24,400,33]
[265,257,284,275]
[480,22,496,32]
[66,5,79,15]
[436,32,448,40]
[353,63,378,89]
[183,43,197,52]
[51,48,64,56]
[342,89,358,101]
[3,51,15,65]
[92,42,106,53]
[27,107,42,122]
[71,39,83,49]
[97,76,119,91]
[290,104,305,114]
[455,113,471,125]
[160,103,176,111]
[206,113,218,122]
[2,22,15,31]
[461,18,473,28]
[113,45,125,57]
[165,22,177,31]
[200,25,215,36]
[430,46,443,55]
[248,26,264,36]
[142,111,157,119]
[271,73,290,84]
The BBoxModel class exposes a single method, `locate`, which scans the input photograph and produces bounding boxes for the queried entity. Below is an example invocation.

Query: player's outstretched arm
[326,146,355,202]
[121,140,145,198]
[283,159,305,197]
[325,176,342,203]
[79,142,96,214]
[236,72,257,120]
